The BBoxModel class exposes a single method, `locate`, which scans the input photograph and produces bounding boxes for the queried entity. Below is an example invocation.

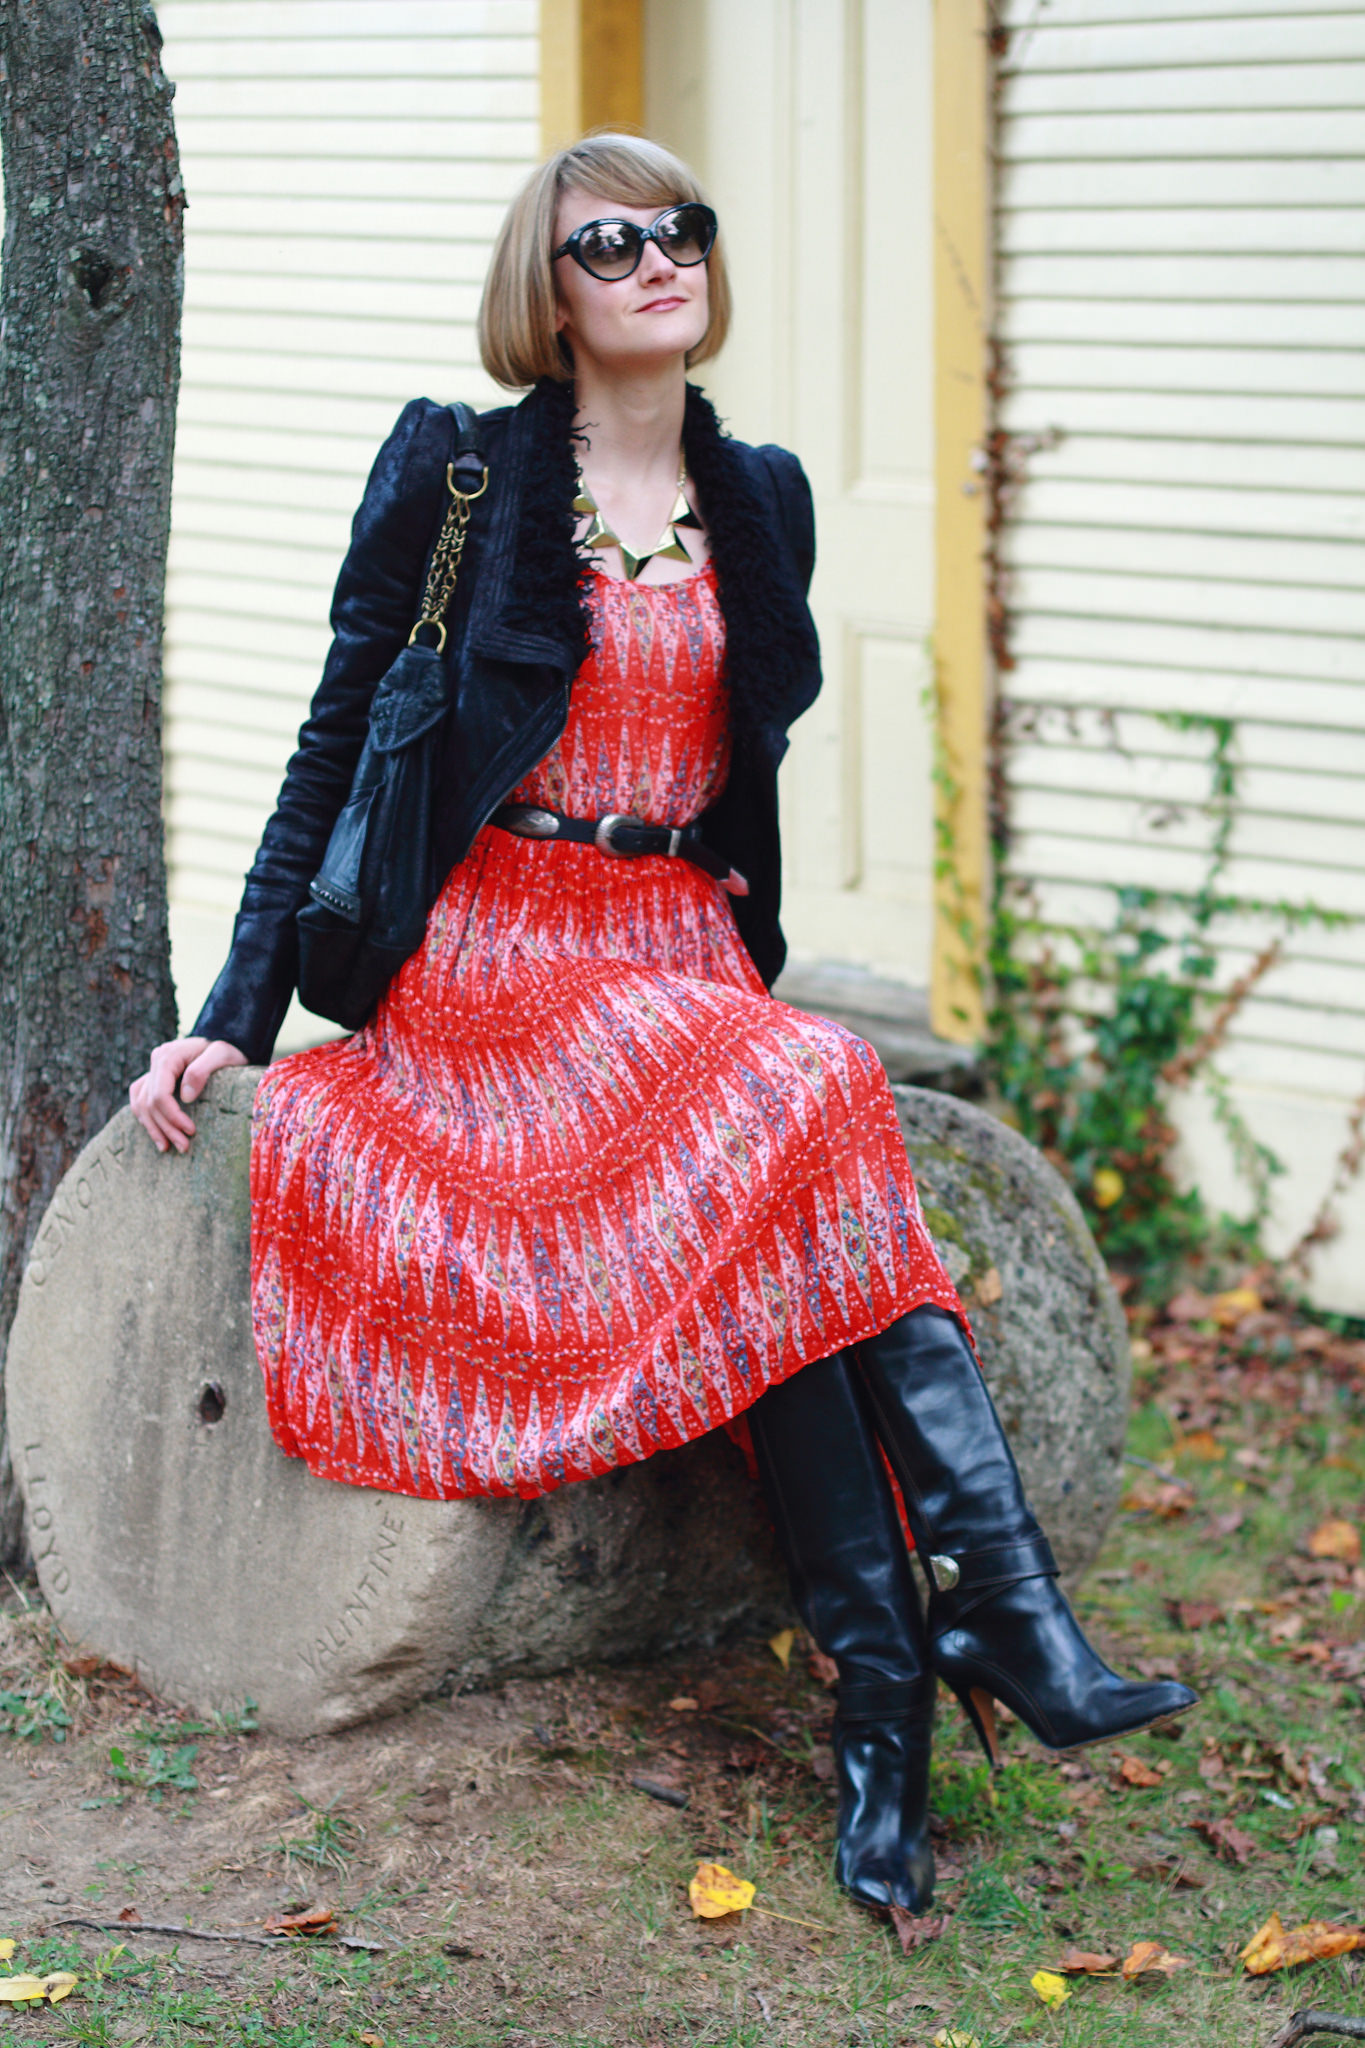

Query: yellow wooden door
[647,0,937,992]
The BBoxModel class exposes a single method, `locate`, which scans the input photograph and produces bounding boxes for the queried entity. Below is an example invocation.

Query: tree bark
[0,1,182,1560]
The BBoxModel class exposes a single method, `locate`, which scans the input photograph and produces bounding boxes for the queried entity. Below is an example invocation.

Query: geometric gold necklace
[572,455,703,581]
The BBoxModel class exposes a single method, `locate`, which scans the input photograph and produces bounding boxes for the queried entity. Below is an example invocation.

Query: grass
[1,1288,1362,2045]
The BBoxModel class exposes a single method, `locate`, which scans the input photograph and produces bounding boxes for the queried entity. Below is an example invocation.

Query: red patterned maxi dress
[249,563,966,1500]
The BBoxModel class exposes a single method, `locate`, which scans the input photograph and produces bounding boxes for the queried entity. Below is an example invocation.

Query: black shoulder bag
[295,402,488,1031]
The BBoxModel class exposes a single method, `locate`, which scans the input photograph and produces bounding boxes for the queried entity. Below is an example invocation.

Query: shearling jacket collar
[467,378,820,748]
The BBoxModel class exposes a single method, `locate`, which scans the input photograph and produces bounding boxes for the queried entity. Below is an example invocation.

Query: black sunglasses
[553,202,718,283]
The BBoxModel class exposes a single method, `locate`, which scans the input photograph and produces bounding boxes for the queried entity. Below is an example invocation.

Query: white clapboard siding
[155,0,539,1038]
[996,5,1365,1310]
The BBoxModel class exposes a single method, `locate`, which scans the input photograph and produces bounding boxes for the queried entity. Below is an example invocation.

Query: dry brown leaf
[359,2034,384,2046]
[1307,1517,1362,1566]
[1114,1753,1165,1789]
[668,1696,699,1713]
[1171,1599,1224,1631]
[1241,1910,1365,1976]
[807,1649,839,1688]
[1165,1288,1210,1323]
[888,1906,948,1954]
[1129,1857,1206,1890]
[1194,1817,1258,1865]
[1121,1479,1191,1518]
[1059,1947,1119,1974]
[1175,1429,1226,1462]
[262,1907,337,1938]
[1120,1940,1188,1978]
[974,1266,1003,1306]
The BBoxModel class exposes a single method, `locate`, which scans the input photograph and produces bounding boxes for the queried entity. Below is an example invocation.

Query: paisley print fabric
[249,563,966,1499]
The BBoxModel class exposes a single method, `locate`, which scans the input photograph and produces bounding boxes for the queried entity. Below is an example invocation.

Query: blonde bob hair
[478,132,731,390]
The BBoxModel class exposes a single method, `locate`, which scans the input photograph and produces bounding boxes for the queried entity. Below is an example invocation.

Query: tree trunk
[0,1,182,1560]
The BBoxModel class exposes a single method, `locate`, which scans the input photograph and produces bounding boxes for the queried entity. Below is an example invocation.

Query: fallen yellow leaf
[1307,1516,1361,1566]
[1240,1910,1365,1976]
[933,2032,982,2048]
[1031,1969,1070,2007]
[689,1862,756,1919]
[668,1696,698,1713]
[1092,1167,1124,1210]
[975,1264,1004,1305]
[43,1973,78,2006]
[767,1628,796,1672]
[1120,1940,1188,1978]
[0,1941,13,1962]
[359,2034,385,2047]
[1213,1286,1262,1325]
[0,1975,50,2003]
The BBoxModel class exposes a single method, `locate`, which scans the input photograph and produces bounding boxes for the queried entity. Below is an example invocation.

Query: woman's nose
[637,238,677,286]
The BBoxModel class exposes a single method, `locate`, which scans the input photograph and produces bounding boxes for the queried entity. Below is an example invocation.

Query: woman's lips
[639,295,686,312]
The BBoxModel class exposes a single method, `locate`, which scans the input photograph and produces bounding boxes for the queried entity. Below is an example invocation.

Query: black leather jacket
[193,377,822,1064]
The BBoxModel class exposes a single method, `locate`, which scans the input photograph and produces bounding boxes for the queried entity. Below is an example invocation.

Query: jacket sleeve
[757,445,816,597]
[190,398,449,1064]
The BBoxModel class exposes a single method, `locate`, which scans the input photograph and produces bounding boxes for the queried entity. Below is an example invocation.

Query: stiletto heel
[967,1687,1002,1769]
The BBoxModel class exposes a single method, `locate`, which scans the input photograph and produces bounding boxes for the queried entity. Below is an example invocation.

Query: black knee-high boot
[748,1350,935,1914]
[856,1305,1196,1764]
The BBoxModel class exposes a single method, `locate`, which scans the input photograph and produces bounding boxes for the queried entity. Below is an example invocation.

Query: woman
[131,135,1193,1918]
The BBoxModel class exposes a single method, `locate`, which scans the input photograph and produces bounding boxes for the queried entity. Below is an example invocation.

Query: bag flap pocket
[369,645,449,753]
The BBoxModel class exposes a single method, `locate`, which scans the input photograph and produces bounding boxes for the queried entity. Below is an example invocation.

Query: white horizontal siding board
[999,388,1365,444]
[173,462,369,514]
[1000,209,1365,255]
[171,350,488,405]
[999,298,1365,349]
[159,3,537,38]
[1007,707,1365,778]
[188,197,510,241]
[168,116,539,161]
[1011,432,1365,494]
[166,673,323,732]
[171,498,352,552]
[999,157,1365,208]
[166,36,536,80]
[1002,251,1365,299]
[999,109,1365,157]
[185,278,484,329]
[1003,341,1365,398]
[1007,659,1365,731]
[999,1,1365,26]
[1027,878,1365,969]
[1014,612,1365,685]
[185,158,530,202]
[1001,524,1364,592]
[175,78,535,119]
[184,234,494,284]
[1002,61,1365,115]
[1010,565,1365,638]
[1011,830,1365,918]
[1008,478,1365,543]
[1008,743,1365,830]
[1000,15,1365,67]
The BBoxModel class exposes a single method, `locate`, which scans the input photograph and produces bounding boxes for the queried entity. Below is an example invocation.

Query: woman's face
[552,188,710,375]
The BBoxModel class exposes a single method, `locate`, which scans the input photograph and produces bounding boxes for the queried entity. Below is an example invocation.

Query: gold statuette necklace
[573,456,703,581]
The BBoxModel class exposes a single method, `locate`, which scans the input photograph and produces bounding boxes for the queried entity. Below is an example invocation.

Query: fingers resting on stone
[129,1037,246,1153]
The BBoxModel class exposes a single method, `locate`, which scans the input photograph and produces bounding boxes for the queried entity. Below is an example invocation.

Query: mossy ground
[1,1286,1362,2047]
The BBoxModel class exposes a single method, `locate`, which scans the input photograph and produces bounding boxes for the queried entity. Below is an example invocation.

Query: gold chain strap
[408,459,488,654]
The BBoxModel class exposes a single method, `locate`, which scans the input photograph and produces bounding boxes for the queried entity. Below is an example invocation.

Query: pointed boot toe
[931,1570,1199,1762]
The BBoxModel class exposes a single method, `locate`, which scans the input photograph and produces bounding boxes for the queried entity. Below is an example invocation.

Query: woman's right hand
[129,1037,249,1154]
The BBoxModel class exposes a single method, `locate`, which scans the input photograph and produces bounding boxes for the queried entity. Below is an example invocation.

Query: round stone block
[891,1085,1131,1578]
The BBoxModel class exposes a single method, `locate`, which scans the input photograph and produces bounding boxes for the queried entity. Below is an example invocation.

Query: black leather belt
[491,803,746,893]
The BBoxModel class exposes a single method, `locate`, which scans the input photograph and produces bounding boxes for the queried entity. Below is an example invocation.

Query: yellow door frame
[541,0,644,156]
[931,0,994,1043]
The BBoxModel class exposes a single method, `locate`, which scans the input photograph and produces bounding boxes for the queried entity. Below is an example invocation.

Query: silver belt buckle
[594,812,632,857]
[508,806,560,839]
